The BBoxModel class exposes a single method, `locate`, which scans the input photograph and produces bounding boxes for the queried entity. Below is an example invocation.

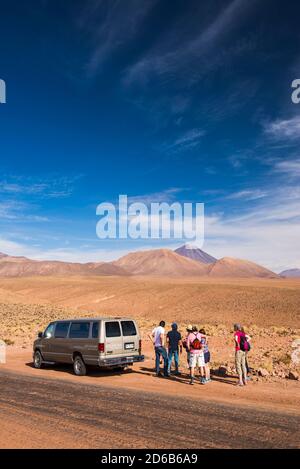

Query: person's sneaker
[190,378,194,385]
[205,378,211,383]
[200,377,206,384]
[174,371,181,376]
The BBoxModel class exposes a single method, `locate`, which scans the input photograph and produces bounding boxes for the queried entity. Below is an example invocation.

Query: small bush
[275,353,291,366]
[3,338,14,346]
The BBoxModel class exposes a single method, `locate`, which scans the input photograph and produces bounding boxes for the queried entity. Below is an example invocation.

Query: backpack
[182,338,188,350]
[190,333,202,350]
[240,333,250,352]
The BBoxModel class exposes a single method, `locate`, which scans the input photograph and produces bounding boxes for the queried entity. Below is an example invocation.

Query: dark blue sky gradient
[0,0,300,271]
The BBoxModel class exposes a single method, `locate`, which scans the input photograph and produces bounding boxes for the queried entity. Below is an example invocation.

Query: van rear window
[69,322,90,339]
[121,321,137,336]
[55,322,70,338]
[105,321,121,337]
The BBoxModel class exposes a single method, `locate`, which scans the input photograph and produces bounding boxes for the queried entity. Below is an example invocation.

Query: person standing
[199,328,211,383]
[149,321,169,377]
[241,326,252,380]
[187,326,205,385]
[234,323,247,386]
[167,323,182,375]
[182,324,193,369]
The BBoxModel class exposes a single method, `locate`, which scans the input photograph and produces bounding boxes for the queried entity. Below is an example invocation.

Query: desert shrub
[275,353,291,366]
[271,326,290,337]
[261,359,274,373]
[2,338,14,346]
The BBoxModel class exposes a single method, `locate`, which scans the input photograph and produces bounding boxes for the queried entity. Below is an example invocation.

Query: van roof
[52,317,136,322]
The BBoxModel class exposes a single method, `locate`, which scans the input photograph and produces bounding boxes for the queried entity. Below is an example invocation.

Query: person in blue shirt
[167,323,182,375]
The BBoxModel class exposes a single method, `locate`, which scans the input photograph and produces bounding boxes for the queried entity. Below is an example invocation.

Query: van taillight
[139,339,142,354]
[98,343,105,353]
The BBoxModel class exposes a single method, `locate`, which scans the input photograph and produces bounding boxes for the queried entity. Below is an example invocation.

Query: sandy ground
[0,275,300,331]
[0,344,299,449]
[2,343,300,415]
[0,275,299,448]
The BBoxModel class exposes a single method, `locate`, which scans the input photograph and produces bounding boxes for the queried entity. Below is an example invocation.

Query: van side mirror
[38,332,43,338]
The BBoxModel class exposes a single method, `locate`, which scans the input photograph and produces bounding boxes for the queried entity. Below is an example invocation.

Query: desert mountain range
[279,268,300,278]
[0,245,280,278]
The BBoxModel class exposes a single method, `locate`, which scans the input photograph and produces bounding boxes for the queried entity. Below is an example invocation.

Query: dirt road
[0,369,299,449]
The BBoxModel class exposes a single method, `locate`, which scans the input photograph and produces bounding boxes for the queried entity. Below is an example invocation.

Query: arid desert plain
[0,273,300,448]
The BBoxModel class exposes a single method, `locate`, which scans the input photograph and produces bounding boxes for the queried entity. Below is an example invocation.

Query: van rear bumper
[98,354,144,367]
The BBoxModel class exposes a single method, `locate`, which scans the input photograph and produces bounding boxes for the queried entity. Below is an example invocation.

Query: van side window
[44,323,55,338]
[121,321,137,336]
[54,322,70,338]
[105,321,121,337]
[69,322,90,339]
[92,322,99,338]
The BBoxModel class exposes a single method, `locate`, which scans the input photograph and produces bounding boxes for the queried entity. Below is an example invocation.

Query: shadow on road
[25,361,136,378]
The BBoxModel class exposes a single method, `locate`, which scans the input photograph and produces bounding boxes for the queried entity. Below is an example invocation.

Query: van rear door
[104,321,123,357]
[121,320,139,356]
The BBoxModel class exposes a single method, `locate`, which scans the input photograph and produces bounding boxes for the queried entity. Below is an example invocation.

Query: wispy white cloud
[273,158,300,178]
[127,187,185,205]
[0,175,81,199]
[124,0,258,86]
[264,115,300,141]
[226,189,268,201]
[162,128,206,153]
[204,183,300,272]
[80,0,157,76]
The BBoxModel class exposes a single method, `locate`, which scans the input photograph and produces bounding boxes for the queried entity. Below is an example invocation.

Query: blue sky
[0,0,300,271]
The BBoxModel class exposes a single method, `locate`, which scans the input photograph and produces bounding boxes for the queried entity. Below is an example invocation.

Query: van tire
[73,355,87,376]
[33,350,43,369]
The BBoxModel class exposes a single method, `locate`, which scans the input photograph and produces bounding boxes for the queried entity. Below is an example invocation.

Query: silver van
[33,317,144,376]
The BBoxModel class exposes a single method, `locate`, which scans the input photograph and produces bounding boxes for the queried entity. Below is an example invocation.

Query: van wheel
[73,355,87,376]
[33,350,43,369]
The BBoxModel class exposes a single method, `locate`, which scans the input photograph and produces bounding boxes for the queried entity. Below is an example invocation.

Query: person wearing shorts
[187,326,205,385]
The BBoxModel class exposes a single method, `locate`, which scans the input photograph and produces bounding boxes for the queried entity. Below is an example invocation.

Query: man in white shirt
[149,321,169,377]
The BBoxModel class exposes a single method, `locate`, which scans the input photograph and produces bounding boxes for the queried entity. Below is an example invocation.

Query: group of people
[149,321,251,386]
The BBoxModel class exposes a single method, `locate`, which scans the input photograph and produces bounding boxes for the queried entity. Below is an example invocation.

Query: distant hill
[279,268,300,278]
[175,244,217,264]
[113,248,209,276]
[0,249,279,279]
[207,257,279,278]
[0,252,129,277]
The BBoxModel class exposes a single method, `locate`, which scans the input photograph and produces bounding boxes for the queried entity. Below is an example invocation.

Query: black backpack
[240,334,250,352]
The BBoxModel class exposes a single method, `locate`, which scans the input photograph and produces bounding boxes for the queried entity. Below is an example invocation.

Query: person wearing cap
[166,323,182,375]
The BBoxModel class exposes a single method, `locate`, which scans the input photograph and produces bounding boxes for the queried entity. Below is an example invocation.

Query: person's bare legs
[190,366,195,384]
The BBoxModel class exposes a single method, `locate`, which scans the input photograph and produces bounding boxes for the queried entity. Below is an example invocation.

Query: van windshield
[44,323,55,338]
